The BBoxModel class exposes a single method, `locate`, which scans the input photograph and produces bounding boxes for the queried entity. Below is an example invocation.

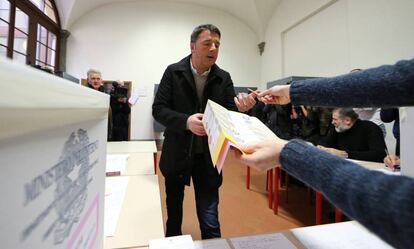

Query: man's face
[88,73,102,90]
[191,30,220,70]
[332,111,351,133]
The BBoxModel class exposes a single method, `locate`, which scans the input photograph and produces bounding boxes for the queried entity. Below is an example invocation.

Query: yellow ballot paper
[203,99,278,172]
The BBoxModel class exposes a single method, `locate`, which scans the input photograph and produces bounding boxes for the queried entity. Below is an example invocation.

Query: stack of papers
[149,234,195,249]
[106,154,129,176]
[104,177,129,237]
[203,100,278,172]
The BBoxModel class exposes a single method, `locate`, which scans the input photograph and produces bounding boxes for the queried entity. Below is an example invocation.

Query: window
[0,0,10,57]
[1,0,60,71]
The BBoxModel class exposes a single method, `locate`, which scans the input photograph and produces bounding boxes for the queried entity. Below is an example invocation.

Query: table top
[107,152,155,176]
[104,175,164,249]
[107,141,157,154]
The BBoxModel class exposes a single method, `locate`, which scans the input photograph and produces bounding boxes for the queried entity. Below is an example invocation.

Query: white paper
[373,168,401,176]
[194,239,231,249]
[292,222,394,249]
[106,154,129,174]
[149,234,195,249]
[230,233,297,249]
[104,177,129,237]
[128,89,140,105]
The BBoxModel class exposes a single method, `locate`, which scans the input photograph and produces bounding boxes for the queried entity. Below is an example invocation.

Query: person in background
[86,68,112,140]
[110,80,131,141]
[152,24,256,239]
[381,108,400,170]
[350,69,387,137]
[235,58,414,249]
[291,105,319,144]
[317,108,386,162]
[87,69,104,92]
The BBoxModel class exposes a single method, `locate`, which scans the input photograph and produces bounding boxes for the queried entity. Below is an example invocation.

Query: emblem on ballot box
[21,129,99,245]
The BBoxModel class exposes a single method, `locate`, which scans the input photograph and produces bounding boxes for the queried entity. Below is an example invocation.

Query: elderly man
[317,108,386,162]
[86,69,104,91]
[153,24,256,239]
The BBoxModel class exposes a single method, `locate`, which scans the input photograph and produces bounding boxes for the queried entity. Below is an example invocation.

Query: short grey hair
[334,108,359,121]
[190,24,221,43]
[87,69,101,78]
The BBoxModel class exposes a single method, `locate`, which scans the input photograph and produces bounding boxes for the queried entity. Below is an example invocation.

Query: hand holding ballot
[187,113,206,136]
[235,138,288,171]
[203,100,285,172]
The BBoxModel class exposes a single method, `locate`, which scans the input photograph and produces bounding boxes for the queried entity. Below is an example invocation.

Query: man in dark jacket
[152,24,255,239]
[318,108,386,162]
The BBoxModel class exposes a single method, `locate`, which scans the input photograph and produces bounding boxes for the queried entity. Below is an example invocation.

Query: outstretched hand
[257,85,291,105]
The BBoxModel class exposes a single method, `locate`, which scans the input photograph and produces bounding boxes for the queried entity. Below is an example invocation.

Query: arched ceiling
[54,0,281,39]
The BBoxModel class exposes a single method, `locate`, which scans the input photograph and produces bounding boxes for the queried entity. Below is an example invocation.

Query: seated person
[317,108,386,162]
[380,108,400,155]
[384,154,400,171]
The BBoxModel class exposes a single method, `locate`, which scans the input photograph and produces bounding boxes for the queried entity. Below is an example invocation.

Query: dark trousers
[165,153,221,239]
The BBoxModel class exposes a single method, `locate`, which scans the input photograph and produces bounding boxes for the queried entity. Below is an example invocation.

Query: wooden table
[104,175,164,248]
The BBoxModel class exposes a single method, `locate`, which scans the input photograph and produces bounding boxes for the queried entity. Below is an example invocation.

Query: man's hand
[257,85,291,105]
[234,92,257,112]
[384,154,400,170]
[187,113,206,136]
[317,145,347,157]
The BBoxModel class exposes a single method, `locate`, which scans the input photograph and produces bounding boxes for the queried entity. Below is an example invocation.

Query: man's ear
[190,43,195,53]
[344,117,353,125]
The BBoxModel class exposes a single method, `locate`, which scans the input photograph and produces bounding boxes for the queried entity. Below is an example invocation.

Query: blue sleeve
[290,59,414,108]
[280,139,414,249]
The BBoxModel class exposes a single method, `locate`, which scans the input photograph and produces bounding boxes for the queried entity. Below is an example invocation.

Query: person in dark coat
[152,24,255,239]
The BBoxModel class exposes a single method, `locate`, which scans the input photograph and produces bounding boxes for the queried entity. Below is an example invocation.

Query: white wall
[262,0,414,153]
[66,1,261,139]
[262,0,414,84]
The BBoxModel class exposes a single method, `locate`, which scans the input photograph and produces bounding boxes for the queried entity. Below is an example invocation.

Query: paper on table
[149,234,195,249]
[291,222,394,249]
[194,239,231,249]
[106,154,129,174]
[373,168,401,175]
[104,177,129,237]
[230,233,297,249]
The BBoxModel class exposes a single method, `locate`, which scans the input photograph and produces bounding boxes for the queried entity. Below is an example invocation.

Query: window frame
[4,0,61,71]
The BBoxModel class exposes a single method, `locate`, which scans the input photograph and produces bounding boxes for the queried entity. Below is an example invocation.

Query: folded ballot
[203,99,278,172]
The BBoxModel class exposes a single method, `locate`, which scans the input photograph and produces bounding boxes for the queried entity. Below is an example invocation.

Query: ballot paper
[230,233,297,249]
[203,99,279,172]
[291,221,393,249]
[149,234,195,249]
[194,239,231,249]
[104,177,129,237]
[106,154,129,176]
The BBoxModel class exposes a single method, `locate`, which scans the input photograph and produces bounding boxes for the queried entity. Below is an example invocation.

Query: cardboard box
[0,58,109,249]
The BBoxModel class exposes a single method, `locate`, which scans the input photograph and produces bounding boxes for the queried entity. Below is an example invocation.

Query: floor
[156,149,318,240]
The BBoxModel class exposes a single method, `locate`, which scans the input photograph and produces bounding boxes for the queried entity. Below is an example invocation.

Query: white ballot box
[0,58,109,249]
[400,107,414,177]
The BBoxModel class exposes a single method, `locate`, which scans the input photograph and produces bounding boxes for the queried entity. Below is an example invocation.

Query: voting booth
[0,58,109,249]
